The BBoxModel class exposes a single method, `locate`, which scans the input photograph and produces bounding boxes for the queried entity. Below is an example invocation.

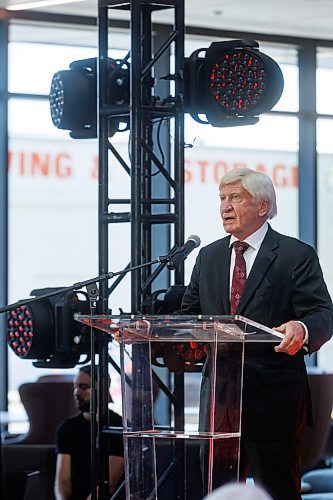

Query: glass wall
[7,18,332,424]
[317,48,333,370]
[317,117,333,299]
[7,26,131,424]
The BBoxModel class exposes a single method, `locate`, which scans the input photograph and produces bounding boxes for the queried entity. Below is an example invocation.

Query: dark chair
[37,374,74,383]
[302,494,333,499]
[4,470,40,500]
[5,378,76,445]
[301,372,333,472]
[323,421,333,466]
[302,469,333,493]
[2,444,56,500]
[2,376,76,499]
[299,372,333,497]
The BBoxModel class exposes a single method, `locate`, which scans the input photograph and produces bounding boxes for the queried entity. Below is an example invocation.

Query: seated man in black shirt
[54,365,124,500]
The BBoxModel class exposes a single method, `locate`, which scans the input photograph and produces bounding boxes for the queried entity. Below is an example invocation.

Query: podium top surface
[74,314,283,343]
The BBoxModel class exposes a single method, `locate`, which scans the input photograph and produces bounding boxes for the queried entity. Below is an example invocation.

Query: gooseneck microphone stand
[0,245,180,500]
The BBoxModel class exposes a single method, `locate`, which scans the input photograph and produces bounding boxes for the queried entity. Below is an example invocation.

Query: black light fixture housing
[7,288,91,368]
[49,39,284,136]
[183,39,284,127]
[49,57,130,139]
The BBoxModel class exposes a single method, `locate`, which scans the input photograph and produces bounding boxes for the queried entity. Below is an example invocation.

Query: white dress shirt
[229,221,269,294]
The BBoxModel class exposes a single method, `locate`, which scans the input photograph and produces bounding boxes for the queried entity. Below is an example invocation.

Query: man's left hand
[273,321,305,355]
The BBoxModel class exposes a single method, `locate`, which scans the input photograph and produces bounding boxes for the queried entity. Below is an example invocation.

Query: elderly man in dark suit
[181,167,333,500]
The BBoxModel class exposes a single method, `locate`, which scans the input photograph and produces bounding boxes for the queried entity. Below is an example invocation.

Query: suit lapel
[237,227,278,315]
[217,237,232,314]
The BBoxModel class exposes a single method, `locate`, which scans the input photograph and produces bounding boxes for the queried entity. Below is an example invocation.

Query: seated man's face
[73,372,91,412]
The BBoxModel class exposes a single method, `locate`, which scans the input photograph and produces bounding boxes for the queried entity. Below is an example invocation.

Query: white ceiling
[2,0,333,41]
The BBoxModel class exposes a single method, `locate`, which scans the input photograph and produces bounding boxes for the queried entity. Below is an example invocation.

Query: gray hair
[219,168,277,220]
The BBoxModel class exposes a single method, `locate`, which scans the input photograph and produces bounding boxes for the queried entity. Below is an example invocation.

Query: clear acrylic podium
[75,314,282,499]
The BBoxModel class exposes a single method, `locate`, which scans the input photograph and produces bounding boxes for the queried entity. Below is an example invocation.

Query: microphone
[167,235,201,270]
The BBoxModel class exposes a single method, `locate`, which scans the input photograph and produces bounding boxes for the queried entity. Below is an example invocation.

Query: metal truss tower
[98,0,185,314]
[96,1,186,498]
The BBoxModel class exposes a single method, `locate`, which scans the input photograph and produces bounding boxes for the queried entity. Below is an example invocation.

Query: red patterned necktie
[230,241,249,315]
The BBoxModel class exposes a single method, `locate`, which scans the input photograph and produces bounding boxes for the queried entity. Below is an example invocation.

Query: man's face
[73,372,91,412]
[220,181,268,240]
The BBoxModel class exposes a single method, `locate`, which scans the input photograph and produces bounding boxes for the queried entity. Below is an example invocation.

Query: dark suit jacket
[181,225,333,442]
